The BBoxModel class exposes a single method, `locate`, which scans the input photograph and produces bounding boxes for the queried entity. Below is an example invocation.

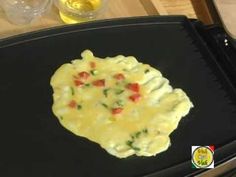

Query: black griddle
[0,16,235,177]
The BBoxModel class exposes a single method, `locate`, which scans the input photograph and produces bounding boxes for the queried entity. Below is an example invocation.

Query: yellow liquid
[59,0,102,24]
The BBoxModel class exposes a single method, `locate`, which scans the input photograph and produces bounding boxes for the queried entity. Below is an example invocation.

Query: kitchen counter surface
[0,0,196,39]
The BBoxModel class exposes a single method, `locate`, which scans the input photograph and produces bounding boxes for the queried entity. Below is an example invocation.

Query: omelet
[50,50,193,158]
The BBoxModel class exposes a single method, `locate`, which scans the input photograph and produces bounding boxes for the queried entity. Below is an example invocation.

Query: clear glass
[54,0,107,24]
[0,0,52,25]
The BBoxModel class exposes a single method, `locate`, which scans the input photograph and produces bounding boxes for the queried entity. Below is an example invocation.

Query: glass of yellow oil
[54,0,106,24]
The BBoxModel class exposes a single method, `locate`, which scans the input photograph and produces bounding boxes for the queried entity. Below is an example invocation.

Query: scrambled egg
[50,50,193,158]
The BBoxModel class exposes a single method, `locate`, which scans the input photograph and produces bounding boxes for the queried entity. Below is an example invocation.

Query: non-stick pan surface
[0,16,235,177]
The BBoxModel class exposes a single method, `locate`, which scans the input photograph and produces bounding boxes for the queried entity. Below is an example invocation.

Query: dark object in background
[0,16,235,177]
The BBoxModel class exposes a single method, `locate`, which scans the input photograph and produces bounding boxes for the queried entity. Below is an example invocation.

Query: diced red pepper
[68,100,77,108]
[74,80,84,87]
[112,107,123,114]
[114,73,125,80]
[79,71,90,80]
[129,94,141,102]
[127,83,140,92]
[90,62,96,69]
[209,146,215,152]
[92,79,105,87]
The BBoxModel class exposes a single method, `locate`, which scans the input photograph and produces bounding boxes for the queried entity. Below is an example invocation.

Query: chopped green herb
[90,70,98,75]
[59,116,64,120]
[77,105,82,110]
[117,100,123,106]
[70,87,75,95]
[84,83,90,87]
[126,140,140,151]
[101,103,108,108]
[114,100,124,107]
[103,88,110,97]
[115,89,124,95]
[135,131,142,138]
[145,69,150,73]
[143,128,148,134]
[115,82,119,86]
[132,146,140,151]
[123,69,128,72]
[126,140,133,147]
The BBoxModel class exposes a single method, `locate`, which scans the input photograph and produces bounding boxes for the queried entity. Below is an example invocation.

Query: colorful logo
[192,146,214,168]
